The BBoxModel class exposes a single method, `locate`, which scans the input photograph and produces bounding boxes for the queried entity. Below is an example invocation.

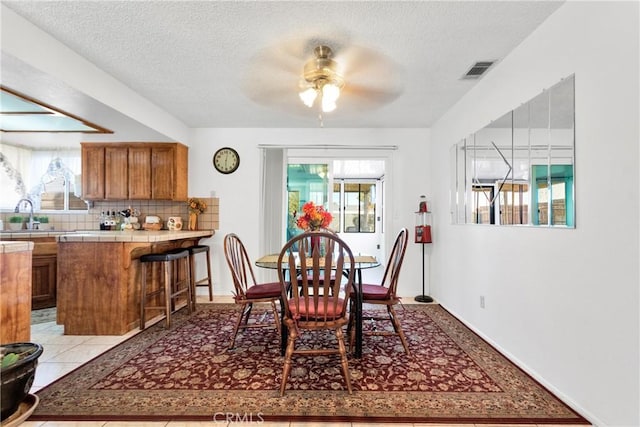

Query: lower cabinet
[32,254,57,309]
[8,237,58,310]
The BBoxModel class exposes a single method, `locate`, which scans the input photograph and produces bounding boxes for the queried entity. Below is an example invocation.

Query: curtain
[259,147,286,271]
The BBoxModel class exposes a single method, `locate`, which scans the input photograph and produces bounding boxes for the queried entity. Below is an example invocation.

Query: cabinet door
[32,255,57,310]
[105,146,129,200]
[151,146,175,200]
[128,146,152,199]
[81,145,105,200]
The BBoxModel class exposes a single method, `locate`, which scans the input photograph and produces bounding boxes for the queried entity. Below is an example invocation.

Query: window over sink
[0,143,88,212]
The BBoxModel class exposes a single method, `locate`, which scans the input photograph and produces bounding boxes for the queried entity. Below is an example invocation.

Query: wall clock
[213,147,240,174]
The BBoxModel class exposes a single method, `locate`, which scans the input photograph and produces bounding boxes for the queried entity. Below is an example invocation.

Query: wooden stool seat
[140,248,192,330]
[186,244,213,309]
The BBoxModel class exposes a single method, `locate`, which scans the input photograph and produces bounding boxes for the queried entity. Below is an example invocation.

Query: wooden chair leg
[280,328,297,396]
[228,304,246,349]
[205,251,213,301]
[189,254,197,311]
[388,305,410,355]
[270,300,281,335]
[140,263,147,330]
[164,261,172,328]
[336,327,352,394]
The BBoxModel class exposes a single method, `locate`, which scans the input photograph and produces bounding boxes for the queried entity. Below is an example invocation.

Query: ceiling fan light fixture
[299,45,345,113]
[322,82,340,103]
[299,87,318,107]
[321,98,337,113]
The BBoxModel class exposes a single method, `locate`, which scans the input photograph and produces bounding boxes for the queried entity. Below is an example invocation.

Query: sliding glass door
[286,163,330,241]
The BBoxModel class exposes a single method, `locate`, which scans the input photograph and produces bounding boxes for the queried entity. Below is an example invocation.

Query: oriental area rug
[30,303,588,424]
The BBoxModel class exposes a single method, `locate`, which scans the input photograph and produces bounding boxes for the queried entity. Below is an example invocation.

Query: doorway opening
[286,158,385,277]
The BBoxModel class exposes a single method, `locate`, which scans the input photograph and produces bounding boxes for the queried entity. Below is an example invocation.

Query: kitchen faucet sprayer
[14,198,35,230]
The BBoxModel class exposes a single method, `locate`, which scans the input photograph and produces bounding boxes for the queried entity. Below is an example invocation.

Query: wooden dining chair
[349,227,410,354]
[277,231,355,396]
[223,233,282,349]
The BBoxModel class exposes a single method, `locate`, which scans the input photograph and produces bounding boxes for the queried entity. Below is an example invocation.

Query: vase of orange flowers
[295,201,333,231]
[295,201,332,253]
[187,198,207,230]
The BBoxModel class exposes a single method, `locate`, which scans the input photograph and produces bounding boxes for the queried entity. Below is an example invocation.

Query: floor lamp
[415,242,433,303]
[414,199,433,303]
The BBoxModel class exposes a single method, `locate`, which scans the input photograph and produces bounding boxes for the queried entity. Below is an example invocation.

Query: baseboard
[441,304,603,427]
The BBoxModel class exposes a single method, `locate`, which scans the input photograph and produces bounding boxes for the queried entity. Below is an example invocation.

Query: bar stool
[187,245,213,310]
[140,248,192,330]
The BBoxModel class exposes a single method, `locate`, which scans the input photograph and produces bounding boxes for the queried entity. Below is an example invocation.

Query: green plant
[8,216,23,224]
[35,216,49,223]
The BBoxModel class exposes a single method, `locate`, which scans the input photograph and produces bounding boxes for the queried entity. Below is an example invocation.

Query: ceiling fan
[243,39,404,122]
[298,45,344,113]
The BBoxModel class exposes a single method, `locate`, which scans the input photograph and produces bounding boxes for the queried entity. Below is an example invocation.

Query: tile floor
[21,295,587,427]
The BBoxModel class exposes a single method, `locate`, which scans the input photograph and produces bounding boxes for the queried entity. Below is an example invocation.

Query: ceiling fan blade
[335,45,403,82]
[340,83,403,110]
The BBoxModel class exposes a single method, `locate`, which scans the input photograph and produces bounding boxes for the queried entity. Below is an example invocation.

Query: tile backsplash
[1,197,219,232]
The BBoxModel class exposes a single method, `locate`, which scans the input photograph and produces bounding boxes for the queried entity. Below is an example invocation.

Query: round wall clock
[213,147,240,174]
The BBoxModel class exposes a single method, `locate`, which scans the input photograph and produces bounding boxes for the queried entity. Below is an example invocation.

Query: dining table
[255,253,380,359]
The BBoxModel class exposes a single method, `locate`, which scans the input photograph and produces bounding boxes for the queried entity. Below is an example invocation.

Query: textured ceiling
[1,1,564,141]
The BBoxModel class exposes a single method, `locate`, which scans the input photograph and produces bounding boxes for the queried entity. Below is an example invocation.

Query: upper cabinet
[81,142,188,201]
[128,146,152,199]
[81,145,106,200]
[105,146,129,200]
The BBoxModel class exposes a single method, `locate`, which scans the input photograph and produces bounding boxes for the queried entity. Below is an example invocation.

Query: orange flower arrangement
[296,201,333,231]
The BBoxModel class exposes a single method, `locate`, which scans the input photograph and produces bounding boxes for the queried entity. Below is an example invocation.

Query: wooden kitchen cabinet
[4,237,57,311]
[105,146,129,199]
[128,146,152,199]
[152,144,188,200]
[32,254,57,309]
[1,242,33,343]
[81,142,188,201]
[81,144,106,199]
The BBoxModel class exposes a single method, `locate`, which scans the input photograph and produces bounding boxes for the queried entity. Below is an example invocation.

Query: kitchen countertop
[0,230,214,242]
[0,240,35,253]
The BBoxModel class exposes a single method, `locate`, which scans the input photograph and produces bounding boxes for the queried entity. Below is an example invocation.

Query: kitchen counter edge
[0,230,214,243]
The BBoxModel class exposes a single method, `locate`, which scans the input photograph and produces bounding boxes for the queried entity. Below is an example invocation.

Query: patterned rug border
[30,303,589,424]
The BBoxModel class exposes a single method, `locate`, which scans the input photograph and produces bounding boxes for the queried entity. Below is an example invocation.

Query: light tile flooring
[21,295,586,427]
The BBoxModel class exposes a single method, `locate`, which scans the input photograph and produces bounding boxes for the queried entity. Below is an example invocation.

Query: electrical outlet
[480,295,485,309]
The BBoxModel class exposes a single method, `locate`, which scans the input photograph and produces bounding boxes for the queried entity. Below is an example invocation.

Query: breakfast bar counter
[0,241,34,343]
[56,230,213,335]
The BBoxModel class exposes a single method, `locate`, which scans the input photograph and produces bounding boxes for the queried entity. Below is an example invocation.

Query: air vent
[461,61,495,79]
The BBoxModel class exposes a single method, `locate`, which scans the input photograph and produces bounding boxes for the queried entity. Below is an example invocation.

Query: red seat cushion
[351,284,390,300]
[289,297,345,320]
[245,282,282,299]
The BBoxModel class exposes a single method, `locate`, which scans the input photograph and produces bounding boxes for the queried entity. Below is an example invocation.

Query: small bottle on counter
[99,211,106,230]
[107,211,114,230]
[114,211,121,231]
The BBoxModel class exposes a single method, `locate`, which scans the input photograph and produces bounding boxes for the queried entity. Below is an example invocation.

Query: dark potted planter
[1,343,43,420]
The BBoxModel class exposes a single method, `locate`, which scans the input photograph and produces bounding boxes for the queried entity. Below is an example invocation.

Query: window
[339,181,376,233]
[0,143,86,212]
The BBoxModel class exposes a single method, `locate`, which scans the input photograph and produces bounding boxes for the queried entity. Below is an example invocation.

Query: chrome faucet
[14,198,34,230]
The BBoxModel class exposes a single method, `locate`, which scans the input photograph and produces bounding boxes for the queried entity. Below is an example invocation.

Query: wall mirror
[451,74,575,227]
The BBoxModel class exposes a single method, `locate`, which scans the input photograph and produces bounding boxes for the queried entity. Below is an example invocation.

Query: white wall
[188,128,430,297]
[430,2,639,426]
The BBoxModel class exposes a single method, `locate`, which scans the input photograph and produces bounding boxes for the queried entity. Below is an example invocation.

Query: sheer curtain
[259,147,286,271]
[0,144,81,210]
[0,144,31,209]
